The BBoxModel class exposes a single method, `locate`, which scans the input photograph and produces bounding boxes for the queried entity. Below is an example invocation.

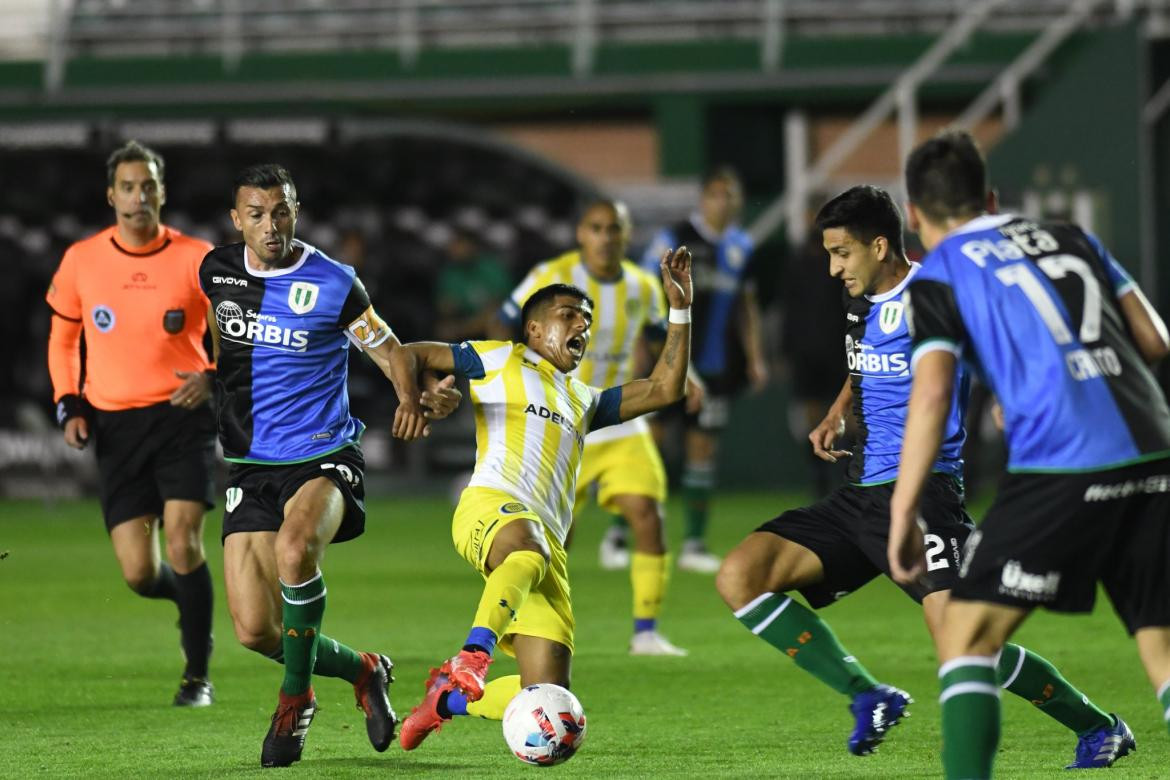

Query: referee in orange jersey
[46,140,217,707]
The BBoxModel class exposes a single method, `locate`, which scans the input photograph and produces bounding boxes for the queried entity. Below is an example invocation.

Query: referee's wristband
[55,394,90,428]
[668,308,692,325]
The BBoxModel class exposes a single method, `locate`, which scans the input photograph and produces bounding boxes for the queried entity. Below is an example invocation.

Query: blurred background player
[717,185,1127,764]
[436,228,513,342]
[398,247,693,750]
[201,163,458,768]
[633,167,768,573]
[890,130,1170,779]
[46,140,217,707]
[497,199,693,656]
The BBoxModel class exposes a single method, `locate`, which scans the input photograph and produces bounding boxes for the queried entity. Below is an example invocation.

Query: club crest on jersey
[878,301,904,334]
[500,502,528,514]
[92,305,115,332]
[725,243,747,270]
[288,282,319,314]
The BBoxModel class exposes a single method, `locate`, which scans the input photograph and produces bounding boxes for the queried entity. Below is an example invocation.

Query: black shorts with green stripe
[756,473,973,608]
[221,445,366,544]
[952,457,1170,633]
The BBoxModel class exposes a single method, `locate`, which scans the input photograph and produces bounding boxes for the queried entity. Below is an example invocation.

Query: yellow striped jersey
[451,340,623,543]
[501,251,667,387]
[499,251,667,444]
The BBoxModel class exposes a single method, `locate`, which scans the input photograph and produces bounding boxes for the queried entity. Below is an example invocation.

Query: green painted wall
[988,23,1143,284]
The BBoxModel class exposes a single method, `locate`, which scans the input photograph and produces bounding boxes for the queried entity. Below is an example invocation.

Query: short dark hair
[521,284,594,332]
[701,165,742,192]
[232,163,297,204]
[814,185,905,258]
[106,140,164,186]
[905,129,987,222]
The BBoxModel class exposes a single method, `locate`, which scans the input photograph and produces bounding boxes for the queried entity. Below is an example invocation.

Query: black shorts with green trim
[952,457,1170,634]
[756,473,973,608]
[221,444,366,544]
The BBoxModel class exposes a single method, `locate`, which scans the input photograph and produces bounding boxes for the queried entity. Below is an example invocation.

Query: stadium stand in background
[3,0,1170,498]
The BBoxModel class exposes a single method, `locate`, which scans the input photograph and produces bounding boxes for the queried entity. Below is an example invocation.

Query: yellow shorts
[574,430,667,515]
[452,486,574,655]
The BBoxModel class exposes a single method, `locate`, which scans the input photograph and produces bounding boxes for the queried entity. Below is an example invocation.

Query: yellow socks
[631,552,669,632]
[466,675,523,719]
[471,549,548,639]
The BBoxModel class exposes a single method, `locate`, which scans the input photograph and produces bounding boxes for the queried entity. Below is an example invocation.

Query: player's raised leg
[401,504,549,750]
[717,529,909,756]
[161,498,215,706]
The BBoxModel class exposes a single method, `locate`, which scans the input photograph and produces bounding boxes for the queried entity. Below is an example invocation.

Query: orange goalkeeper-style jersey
[46,225,214,412]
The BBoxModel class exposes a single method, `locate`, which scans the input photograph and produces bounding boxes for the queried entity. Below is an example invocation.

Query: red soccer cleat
[353,652,397,752]
[399,667,456,751]
[440,649,492,701]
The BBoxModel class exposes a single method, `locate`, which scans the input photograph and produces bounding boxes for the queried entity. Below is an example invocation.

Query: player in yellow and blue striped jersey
[397,246,695,751]
[499,199,698,657]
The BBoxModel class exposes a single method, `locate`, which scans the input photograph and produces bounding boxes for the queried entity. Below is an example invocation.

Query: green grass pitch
[2,492,1166,778]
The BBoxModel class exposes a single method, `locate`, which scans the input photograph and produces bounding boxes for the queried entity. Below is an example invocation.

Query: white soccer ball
[502,683,587,766]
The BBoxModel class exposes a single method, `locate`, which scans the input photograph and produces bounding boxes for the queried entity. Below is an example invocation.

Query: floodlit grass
[2,492,1165,778]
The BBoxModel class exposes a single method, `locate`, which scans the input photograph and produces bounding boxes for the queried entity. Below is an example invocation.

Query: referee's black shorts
[93,401,217,531]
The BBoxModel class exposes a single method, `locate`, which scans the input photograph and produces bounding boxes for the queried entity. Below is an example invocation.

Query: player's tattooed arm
[809,376,853,463]
[615,247,693,421]
[644,334,705,413]
[888,349,956,586]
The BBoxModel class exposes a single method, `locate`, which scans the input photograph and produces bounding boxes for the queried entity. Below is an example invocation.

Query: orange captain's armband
[345,305,394,351]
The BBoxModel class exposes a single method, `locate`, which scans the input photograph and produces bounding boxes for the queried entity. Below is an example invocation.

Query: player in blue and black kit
[200,164,461,768]
[717,185,1126,765]
[621,167,766,573]
[889,131,1170,779]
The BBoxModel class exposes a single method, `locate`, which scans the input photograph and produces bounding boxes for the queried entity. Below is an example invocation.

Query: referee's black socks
[174,562,214,680]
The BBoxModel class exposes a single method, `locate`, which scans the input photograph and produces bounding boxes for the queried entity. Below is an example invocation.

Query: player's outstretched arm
[615,247,692,421]
[401,341,468,418]
[888,349,956,585]
[809,376,852,463]
[344,305,429,441]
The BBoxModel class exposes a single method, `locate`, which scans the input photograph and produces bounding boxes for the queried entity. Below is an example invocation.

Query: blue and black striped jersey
[640,215,754,381]
[844,262,968,485]
[906,214,1170,473]
[199,240,372,464]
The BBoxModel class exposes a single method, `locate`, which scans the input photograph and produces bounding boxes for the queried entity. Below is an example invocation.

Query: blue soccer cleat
[1066,713,1135,769]
[848,684,912,756]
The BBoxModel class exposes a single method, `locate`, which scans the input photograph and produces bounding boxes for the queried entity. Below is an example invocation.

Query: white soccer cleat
[677,539,721,574]
[629,630,689,656]
[598,528,630,570]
